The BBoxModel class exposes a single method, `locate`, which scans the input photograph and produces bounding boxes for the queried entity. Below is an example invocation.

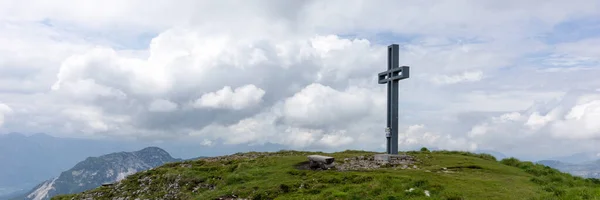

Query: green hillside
[53,149,600,200]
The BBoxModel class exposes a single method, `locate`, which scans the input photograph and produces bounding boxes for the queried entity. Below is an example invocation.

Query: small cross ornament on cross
[377,44,409,155]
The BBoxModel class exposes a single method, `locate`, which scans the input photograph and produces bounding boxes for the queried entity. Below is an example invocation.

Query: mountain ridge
[54,150,600,200]
[537,159,600,179]
[0,132,287,195]
[18,146,180,200]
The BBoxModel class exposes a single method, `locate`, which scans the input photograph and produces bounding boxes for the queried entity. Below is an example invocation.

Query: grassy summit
[53,150,600,200]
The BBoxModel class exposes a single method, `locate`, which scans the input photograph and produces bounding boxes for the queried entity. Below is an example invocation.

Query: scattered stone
[163,174,181,199]
[193,183,216,192]
[180,163,192,168]
[336,155,417,171]
[405,188,415,192]
[424,190,430,197]
[201,152,278,163]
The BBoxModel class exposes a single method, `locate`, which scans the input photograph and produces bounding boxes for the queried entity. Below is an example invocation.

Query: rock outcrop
[336,155,418,171]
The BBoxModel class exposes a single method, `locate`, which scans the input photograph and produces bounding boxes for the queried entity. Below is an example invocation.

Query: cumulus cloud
[200,139,213,146]
[399,124,478,151]
[551,94,600,140]
[283,83,373,128]
[462,91,600,158]
[148,99,178,112]
[431,71,484,85]
[61,106,131,134]
[190,107,357,149]
[1,0,600,159]
[0,103,13,127]
[193,85,265,110]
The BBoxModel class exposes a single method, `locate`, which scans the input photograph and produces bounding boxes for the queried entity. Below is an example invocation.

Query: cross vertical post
[378,44,409,155]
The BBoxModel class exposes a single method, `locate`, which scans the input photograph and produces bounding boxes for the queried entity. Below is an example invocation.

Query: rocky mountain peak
[19,147,179,200]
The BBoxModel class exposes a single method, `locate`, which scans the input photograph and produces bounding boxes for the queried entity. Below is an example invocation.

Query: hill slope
[54,150,600,200]
[20,147,179,200]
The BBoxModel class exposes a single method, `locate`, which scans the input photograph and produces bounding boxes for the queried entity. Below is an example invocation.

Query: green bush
[476,153,497,161]
[225,173,250,185]
[420,147,430,152]
[410,179,429,188]
[587,178,600,184]
[433,150,496,161]
[279,184,290,193]
[385,196,399,200]
[500,157,521,167]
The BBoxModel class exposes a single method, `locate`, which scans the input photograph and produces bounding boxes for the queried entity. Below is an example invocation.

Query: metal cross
[378,44,409,155]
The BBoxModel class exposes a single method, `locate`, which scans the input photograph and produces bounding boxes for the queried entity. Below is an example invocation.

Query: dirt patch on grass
[294,161,312,170]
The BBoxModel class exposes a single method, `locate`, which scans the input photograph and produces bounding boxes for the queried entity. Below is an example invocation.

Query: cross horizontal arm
[377,66,410,84]
[378,67,404,76]
[378,76,409,84]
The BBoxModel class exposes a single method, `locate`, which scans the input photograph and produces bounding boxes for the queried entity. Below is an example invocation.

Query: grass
[52,150,600,200]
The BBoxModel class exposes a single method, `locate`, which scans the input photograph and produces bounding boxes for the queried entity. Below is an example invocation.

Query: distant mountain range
[0,132,285,197]
[537,159,600,179]
[50,150,600,200]
[16,147,180,200]
[545,152,600,164]
[0,132,151,196]
[2,132,598,199]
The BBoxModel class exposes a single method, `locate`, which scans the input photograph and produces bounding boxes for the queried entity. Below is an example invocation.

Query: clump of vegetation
[54,150,600,200]
[431,150,497,161]
[420,147,430,152]
[500,157,600,198]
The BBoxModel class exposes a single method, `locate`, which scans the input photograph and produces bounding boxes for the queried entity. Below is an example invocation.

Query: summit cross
[377,44,409,155]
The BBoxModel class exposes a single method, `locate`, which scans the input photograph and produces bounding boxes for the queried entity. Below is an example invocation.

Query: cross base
[374,153,410,164]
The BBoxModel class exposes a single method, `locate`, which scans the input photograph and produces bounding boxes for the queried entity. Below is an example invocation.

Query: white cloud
[468,123,489,138]
[51,47,171,97]
[525,110,559,131]
[551,95,600,140]
[148,99,178,112]
[1,0,600,159]
[400,124,478,152]
[431,71,484,85]
[316,130,354,148]
[281,127,323,148]
[461,91,600,158]
[553,38,600,62]
[0,103,13,127]
[193,85,265,110]
[283,83,373,128]
[61,106,130,134]
[200,139,213,146]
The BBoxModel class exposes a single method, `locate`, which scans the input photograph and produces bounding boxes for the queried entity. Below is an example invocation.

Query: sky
[0,0,600,160]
